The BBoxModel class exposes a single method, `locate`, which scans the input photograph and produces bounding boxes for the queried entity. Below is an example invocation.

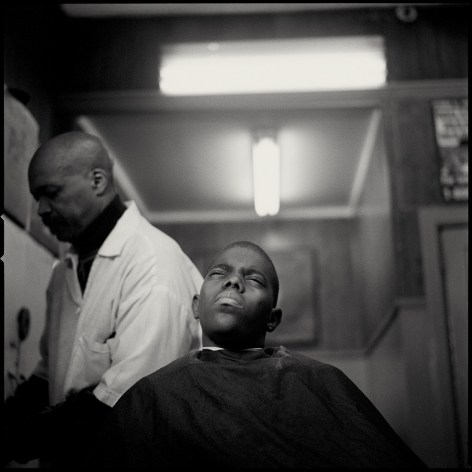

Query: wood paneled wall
[3,5,63,141]
[52,5,468,92]
[350,124,396,342]
[385,90,467,297]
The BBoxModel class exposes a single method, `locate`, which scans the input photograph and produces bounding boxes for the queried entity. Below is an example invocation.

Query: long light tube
[252,135,280,217]
[159,36,386,95]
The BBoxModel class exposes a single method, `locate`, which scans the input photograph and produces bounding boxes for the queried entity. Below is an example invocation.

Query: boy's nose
[222,274,244,292]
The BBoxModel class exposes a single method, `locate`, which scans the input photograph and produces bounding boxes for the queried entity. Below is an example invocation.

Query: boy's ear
[192,294,200,320]
[266,308,282,333]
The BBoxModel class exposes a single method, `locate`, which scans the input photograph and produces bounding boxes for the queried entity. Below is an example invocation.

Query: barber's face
[193,246,280,349]
[28,159,97,243]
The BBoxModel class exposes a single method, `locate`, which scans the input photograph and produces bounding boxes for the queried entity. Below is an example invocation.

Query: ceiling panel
[278,109,372,207]
[81,106,377,222]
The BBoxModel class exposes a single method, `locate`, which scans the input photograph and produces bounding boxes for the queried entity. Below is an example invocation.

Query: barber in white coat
[3,131,203,467]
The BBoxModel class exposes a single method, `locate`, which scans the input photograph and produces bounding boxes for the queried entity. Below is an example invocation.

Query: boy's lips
[215,291,243,308]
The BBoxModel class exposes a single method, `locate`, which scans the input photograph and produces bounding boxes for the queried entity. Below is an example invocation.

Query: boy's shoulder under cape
[93,346,427,468]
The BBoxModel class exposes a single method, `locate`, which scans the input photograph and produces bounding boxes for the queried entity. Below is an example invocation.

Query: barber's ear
[266,308,282,333]
[90,168,108,195]
[192,294,200,320]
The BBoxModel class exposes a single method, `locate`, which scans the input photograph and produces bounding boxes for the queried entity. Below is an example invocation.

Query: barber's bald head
[28,131,116,243]
[29,131,114,182]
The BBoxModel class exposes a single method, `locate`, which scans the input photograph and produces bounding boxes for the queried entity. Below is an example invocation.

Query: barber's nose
[37,197,51,216]
[223,274,244,292]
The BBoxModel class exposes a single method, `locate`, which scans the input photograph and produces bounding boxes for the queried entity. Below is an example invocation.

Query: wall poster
[431,98,468,202]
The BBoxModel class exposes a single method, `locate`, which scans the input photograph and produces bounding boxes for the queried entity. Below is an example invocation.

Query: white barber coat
[33,201,203,407]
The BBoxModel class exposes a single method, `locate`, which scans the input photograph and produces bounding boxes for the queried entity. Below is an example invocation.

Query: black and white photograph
[3,3,468,468]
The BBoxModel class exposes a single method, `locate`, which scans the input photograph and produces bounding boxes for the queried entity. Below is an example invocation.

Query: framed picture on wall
[431,98,468,202]
[266,247,319,346]
[192,246,319,346]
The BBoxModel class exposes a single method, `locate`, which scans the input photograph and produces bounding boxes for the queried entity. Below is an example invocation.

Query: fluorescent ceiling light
[159,36,386,95]
[252,135,280,217]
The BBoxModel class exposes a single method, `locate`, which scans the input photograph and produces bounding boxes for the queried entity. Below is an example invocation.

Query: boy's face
[193,245,281,349]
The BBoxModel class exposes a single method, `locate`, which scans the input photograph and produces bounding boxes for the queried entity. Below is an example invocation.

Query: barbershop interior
[3,3,468,468]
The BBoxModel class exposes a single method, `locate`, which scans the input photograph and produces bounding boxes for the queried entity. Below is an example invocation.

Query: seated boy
[90,241,426,468]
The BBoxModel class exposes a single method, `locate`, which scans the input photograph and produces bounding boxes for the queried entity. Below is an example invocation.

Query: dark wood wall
[3,5,64,141]
[53,5,467,92]
[350,126,397,343]
[7,4,466,94]
[387,98,446,297]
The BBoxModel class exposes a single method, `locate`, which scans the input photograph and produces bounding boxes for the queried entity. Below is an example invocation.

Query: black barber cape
[90,347,426,468]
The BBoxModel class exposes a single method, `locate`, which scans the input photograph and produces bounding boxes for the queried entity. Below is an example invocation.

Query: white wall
[3,215,55,400]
